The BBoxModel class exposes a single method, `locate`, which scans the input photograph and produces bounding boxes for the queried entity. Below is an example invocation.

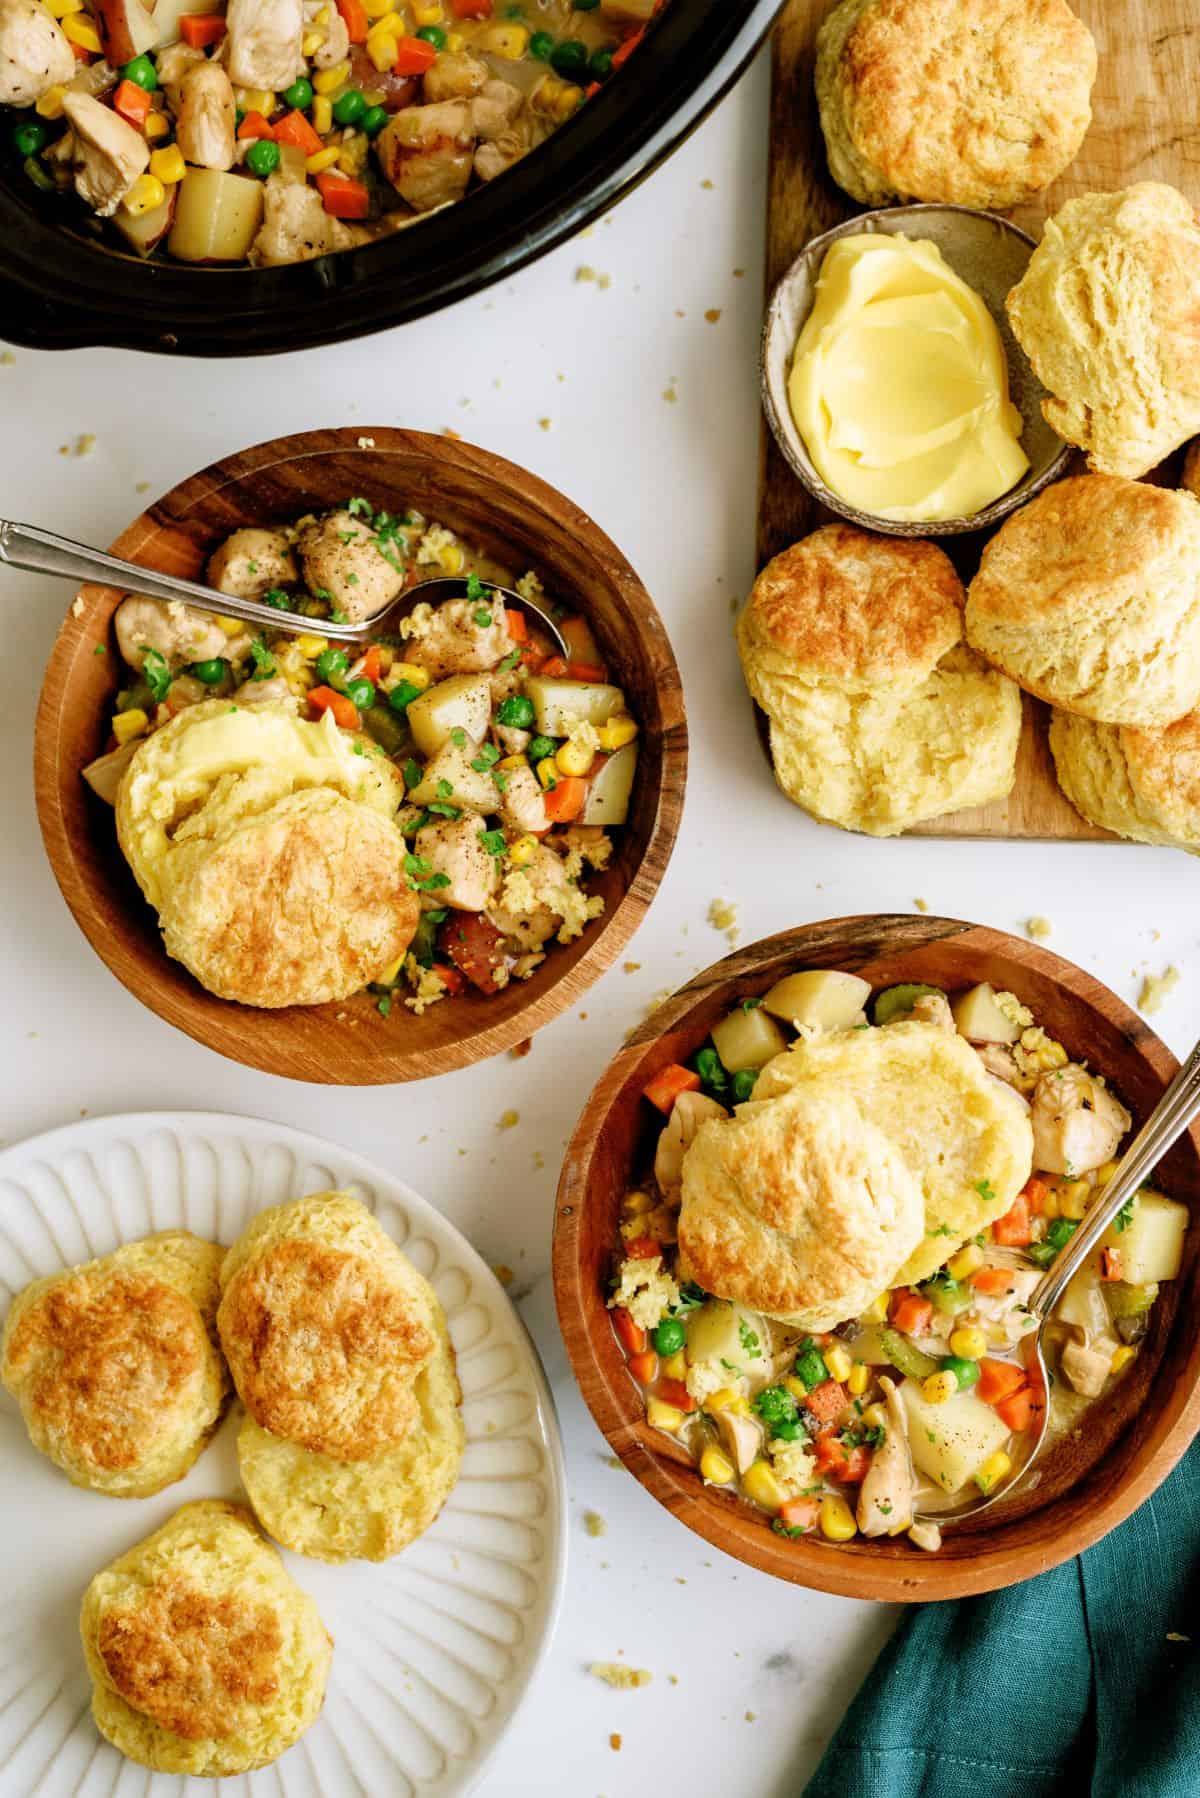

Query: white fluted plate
[0,1112,566,1798]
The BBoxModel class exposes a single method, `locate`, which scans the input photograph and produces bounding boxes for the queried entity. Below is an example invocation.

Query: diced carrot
[612,1307,646,1355]
[539,655,569,677]
[450,0,492,14]
[813,1432,868,1482]
[1099,1246,1123,1282]
[977,1358,1026,1404]
[1023,1176,1051,1215]
[657,1377,695,1413]
[627,1350,657,1383]
[113,79,150,127]
[612,27,643,68]
[804,1379,848,1426]
[889,1291,933,1335]
[542,775,587,823]
[273,108,325,157]
[335,0,369,43]
[70,39,92,60]
[622,1236,661,1260]
[237,110,276,140]
[643,1063,702,1114]
[992,1194,1032,1248]
[360,644,383,684]
[995,1386,1034,1433]
[430,961,464,996]
[584,80,601,99]
[504,607,528,641]
[971,1267,1018,1296]
[778,1495,820,1532]
[393,35,438,74]
[180,12,227,46]
[567,660,606,682]
[316,172,370,218]
[307,685,359,729]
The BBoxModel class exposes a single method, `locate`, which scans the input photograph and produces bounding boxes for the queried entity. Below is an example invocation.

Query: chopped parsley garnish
[314,587,333,601]
[339,530,360,545]
[377,994,392,1017]
[93,644,106,656]
[450,727,467,747]
[347,495,374,519]
[474,608,493,628]
[246,559,259,573]
[248,638,275,680]
[425,802,461,819]
[346,573,359,586]
[329,607,347,624]
[974,1179,997,1203]
[478,828,507,857]
[492,771,509,793]
[466,571,486,602]
[927,1222,954,1238]
[741,996,763,1012]
[1028,1216,1080,1265]
[437,779,455,799]
[1115,1198,1137,1232]
[772,1519,808,1540]
[140,646,171,702]
[402,759,422,790]
[405,853,431,876]
[498,648,522,673]
[471,743,501,771]
[669,1281,707,1315]
[738,1319,760,1356]
[262,588,290,609]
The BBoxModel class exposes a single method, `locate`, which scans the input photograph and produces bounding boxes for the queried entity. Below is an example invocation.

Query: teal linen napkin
[804,1435,1200,1798]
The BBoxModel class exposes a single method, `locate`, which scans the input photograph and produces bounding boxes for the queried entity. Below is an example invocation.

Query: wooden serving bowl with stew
[35,427,685,1084]
[553,916,1200,1601]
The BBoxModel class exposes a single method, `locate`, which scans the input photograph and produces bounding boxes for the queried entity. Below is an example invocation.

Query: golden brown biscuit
[1007,184,1200,478]
[218,1192,437,1462]
[965,474,1200,725]
[80,1499,332,1776]
[1049,706,1200,852]
[1,1232,228,1498]
[678,1085,924,1328]
[815,0,1096,210]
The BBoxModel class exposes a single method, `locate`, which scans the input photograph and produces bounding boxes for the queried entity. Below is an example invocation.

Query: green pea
[496,694,535,730]
[12,120,47,157]
[344,676,376,711]
[732,1069,758,1103]
[315,647,349,684]
[388,679,424,713]
[245,138,281,178]
[588,47,614,81]
[652,1317,686,1357]
[332,87,367,127]
[529,29,554,57]
[942,1355,980,1391]
[527,733,558,763]
[416,24,446,46]
[122,54,158,92]
[362,104,389,135]
[189,658,227,685]
[282,77,314,110]
[550,38,588,81]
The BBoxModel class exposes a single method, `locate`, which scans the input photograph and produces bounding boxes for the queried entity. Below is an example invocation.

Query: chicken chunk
[498,764,548,836]
[250,177,365,266]
[414,816,500,913]
[471,77,523,140]
[422,49,487,102]
[207,528,297,600]
[61,90,149,217]
[715,1408,763,1476]
[654,1091,728,1194]
[226,0,303,91]
[157,39,205,108]
[1061,1336,1113,1399]
[306,0,348,67]
[856,1376,915,1538]
[175,60,236,172]
[115,595,233,671]
[405,598,514,679]
[910,992,955,1032]
[1031,1065,1131,1176]
[486,842,573,952]
[296,508,405,622]
[976,1043,1021,1086]
[0,0,73,107]
[231,674,300,711]
[376,100,475,212]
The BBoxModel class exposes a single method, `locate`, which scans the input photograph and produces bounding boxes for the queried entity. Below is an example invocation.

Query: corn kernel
[313,62,351,94]
[143,111,171,141]
[482,21,529,57]
[363,0,395,14]
[662,1351,687,1382]
[305,145,342,173]
[507,835,538,870]
[536,756,558,790]
[597,714,638,752]
[121,173,166,216]
[703,1387,740,1415]
[646,1397,683,1434]
[742,1461,785,1513]
[45,0,84,15]
[376,952,405,986]
[302,28,326,54]
[315,4,330,21]
[235,88,276,115]
[824,1344,853,1384]
[438,543,465,575]
[62,13,101,49]
[847,1362,869,1398]
[699,1446,735,1486]
[294,634,327,659]
[497,753,526,770]
[215,615,246,636]
[861,1292,889,1324]
[922,1370,958,1405]
[976,1450,1012,1495]
[1059,1180,1090,1221]
[149,145,186,185]
[366,29,399,67]
[111,708,149,745]
[553,83,582,122]
[367,6,403,28]
[445,29,464,49]
[819,1495,858,1541]
[35,85,66,119]
[947,1242,985,1280]
[1095,1161,1119,1187]
[949,1326,987,1361]
[783,1374,808,1404]
[411,0,444,20]
[312,93,333,134]
[555,740,594,778]
[861,1402,888,1432]
[391,661,431,691]
[1041,1190,1060,1219]
[1110,1345,1136,1375]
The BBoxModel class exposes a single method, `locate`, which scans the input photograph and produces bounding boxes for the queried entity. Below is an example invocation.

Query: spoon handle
[0,518,362,642]
[1030,1034,1200,1318]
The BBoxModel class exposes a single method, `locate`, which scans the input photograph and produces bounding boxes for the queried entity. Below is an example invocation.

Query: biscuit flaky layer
[80,1499,332,1777]
[0,1231,228,1498]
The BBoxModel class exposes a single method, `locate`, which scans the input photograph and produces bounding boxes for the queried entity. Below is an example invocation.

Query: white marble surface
[2,42,1198,1796]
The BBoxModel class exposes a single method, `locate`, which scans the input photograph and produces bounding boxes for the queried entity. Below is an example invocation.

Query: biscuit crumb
[498,1109,520,1130]
[704,309,722,324]
[591,1664,651,1690]
[584,1510,607,1538]
[1026,916,1053,941]
[576,265,597,283]
[443,427,463,440]
[668,1674,679,1685]
[1139,966,1180,1015]
[356,435,376,449]
[135,480,150,492]
[538,418,553,431]
[914,897,929,913]
[623,961,641,973]
[700,179,714,189]
[708,897,740,945]
[533,1150,545,1170]
[76,433,96,457]
[733,268,745,278]
[610,1734,622,1751]
[0,349,13,365]
[71,596,84,618]
[510,1037,533,1059]
[662,381,678,403]
[1167,1632,1190,1642]
[604,1455,622,1469]
[492,1264,514,1286]
[745,1710,757,1722]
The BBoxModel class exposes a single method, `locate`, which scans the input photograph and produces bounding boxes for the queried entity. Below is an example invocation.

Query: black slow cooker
[0,0,781,358]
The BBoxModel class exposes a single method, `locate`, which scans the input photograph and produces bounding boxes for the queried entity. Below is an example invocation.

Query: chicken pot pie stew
[83,495,639,1013]
[608,972,1188,1552]
[1,0,660,266]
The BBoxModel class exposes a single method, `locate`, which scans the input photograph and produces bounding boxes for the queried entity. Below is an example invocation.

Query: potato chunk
[407,674,492,758]
[952,982,1021,1044]
[901,1379,1010,1495]
[761,969,871,1031]
[1105,1191,1188,1285]
[711,1005,788,1074]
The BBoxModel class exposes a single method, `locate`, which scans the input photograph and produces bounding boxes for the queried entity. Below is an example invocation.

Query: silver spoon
[0,519,569,655]
[922,1032,1200,1526]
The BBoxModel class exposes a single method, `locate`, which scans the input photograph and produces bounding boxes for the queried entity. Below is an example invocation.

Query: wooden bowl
[35,428,686,1085]
[553,915,1200,1601]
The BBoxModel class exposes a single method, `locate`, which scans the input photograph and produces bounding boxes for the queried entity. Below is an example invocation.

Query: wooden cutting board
[756,0,1195,841]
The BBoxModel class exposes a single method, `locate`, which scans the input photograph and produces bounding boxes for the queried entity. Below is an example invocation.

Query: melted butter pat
[788,235,1029,522]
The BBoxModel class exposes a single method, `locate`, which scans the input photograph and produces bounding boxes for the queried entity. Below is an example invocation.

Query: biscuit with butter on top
[80,1499,331,1776]
[1,1231,227,1498]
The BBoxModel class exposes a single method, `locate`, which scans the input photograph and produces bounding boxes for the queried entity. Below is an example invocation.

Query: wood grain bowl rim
[33,427,687,1085]
[759,203,1073,538]
[552,915,1200,1602]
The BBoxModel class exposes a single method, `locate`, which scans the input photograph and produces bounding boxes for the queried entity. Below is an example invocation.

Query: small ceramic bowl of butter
[761,206,1071,537]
